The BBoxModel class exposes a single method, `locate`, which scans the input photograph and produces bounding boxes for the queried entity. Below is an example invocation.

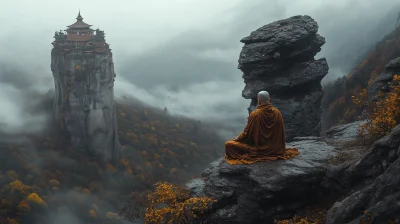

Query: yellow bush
[27,193,47,207]
[17,200,31,213]
[48,179,60,187]
[274,216,317,224]
[352,74,400,142]
[144,182,216,224]
[89,209,97,219]
[106,212,119,220]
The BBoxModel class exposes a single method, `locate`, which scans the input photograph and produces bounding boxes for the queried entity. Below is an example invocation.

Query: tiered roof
[67,11,92,29]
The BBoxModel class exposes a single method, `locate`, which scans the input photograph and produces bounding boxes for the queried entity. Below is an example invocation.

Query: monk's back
[250,104,286,154]
[224,91,300,165]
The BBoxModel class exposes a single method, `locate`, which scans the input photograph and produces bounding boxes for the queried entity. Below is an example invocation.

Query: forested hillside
[322,26,400,130]
[0,97,223,224]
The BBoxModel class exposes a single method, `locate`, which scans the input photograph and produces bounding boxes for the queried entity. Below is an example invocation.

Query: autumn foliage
[120,182,216,224]
[322,26,400,129]
[352,74,400,142]
[0,97,223,223]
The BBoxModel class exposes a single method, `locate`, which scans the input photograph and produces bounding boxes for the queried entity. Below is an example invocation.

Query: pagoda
[52,11,110,56]
[50,12,120,161]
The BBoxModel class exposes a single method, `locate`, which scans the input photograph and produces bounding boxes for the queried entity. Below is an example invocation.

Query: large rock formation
[187,137,338,223]
[238,15,329,141]
[51,12,120,161]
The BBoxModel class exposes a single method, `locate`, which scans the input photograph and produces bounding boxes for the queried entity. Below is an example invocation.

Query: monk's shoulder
[272,107,283,116]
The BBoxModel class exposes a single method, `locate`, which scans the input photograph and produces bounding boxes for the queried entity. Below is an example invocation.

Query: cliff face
[238,15,329,141]
[368,57,400,101]
[51,14,120,161]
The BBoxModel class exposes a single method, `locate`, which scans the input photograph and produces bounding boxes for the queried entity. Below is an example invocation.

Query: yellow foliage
[82,188,91,195]
[9,180,31,194]
[143,182,216,224]
[106,212,119,220]
[17,200,31,213]
[89,209,97,219]
[170,168,177,174]
[274,216,317,224]
[49,179,60,187]
[352,74,400,141]
[27,193,47,207]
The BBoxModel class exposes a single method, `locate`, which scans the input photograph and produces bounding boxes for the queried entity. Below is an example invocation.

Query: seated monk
[225,90,300,165]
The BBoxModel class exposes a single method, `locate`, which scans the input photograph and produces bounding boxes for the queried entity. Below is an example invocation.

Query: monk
[225,90,300,165]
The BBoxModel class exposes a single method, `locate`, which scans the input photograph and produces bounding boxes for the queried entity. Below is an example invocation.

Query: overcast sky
[0,0,399,135]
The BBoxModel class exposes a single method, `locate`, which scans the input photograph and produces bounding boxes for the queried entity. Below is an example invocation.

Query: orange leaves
[48,179,60,188]
[17,200,31,213]
[143,182,216,224]
[89,209,97,219]
[274,216,318,224]
[105,212,119,221]
[82,188,91,195]
[352,74,400,142]
[27,193,47,207]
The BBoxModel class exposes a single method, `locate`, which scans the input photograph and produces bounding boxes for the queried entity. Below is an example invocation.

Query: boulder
[187,138,337,223]
[239,15,328,141]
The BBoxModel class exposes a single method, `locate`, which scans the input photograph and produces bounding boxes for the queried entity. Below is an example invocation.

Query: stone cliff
[238,15,329,141]
[368,57,400,101]
[50,12,120,161]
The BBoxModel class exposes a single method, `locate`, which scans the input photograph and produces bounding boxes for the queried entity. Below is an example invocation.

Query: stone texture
[326,124,400,223]
[367,57,400,102]
[325,120,366,141]
[51,29,120,161]
[239,15,328,141]
[187,138,337,223]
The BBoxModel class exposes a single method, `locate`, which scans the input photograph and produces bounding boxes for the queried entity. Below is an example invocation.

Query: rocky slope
[326,124,400,223]
[238,15,329,141]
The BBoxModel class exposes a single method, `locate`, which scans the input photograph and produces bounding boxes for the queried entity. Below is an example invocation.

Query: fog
[1,0,399,134]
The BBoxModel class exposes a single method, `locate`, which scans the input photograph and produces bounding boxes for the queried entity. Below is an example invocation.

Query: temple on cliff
[52,11,111,56]
[51,12,120,161]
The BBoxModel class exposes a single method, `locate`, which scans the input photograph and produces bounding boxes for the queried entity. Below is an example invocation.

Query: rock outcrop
[188,121,400,223]
[368,57,400,101]
[238,15,329,141]
[187,137,338,223]
[326,124,400,223]
[51,13,120,161]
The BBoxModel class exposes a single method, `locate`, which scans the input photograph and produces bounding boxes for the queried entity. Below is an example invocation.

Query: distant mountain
[0,95,223,224]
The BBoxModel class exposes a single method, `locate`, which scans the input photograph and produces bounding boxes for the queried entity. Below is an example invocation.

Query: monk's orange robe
[225,103,300,165]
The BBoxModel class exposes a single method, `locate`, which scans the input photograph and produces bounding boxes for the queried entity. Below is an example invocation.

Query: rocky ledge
[187,121,400,223]
[187,137,337,223]
[238,15,329,141]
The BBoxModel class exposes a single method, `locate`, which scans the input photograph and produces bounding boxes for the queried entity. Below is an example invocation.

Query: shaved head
[258,91,270,105]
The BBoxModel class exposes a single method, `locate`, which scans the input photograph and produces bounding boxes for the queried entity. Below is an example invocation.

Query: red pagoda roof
[67,11,92,29]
